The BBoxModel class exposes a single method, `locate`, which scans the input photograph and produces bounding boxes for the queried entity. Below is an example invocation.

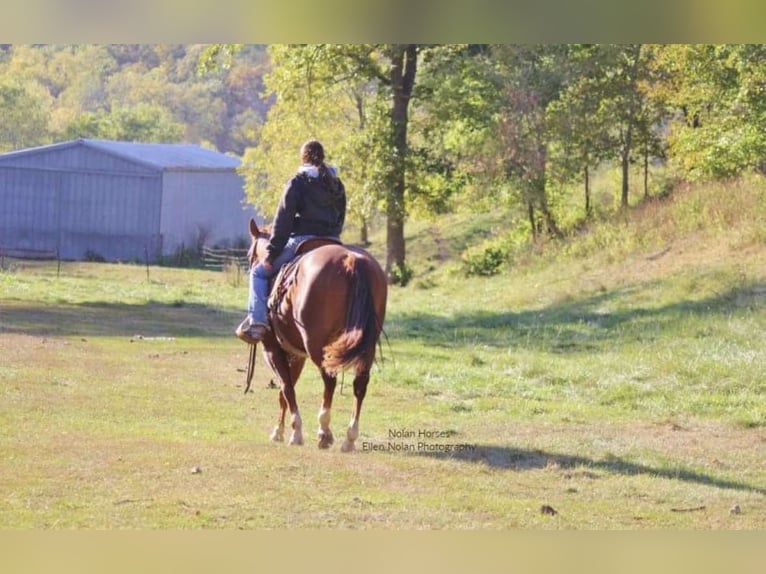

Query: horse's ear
[249,218,259,238]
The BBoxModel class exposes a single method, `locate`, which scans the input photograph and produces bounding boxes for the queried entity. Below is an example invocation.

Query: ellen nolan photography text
[362,428,477,453]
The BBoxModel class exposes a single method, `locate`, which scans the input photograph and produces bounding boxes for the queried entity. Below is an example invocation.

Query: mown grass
[1,178,765,529]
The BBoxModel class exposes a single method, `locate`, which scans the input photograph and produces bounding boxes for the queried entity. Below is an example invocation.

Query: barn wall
[0,167,163,261]
[159,170,259,255]
[0,167,58,253]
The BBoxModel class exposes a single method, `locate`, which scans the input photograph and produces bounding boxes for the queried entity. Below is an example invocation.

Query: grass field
[1,180,764,529]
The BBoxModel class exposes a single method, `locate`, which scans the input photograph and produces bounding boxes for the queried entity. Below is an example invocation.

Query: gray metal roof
[0,139,241,171]
[81,139,241,170]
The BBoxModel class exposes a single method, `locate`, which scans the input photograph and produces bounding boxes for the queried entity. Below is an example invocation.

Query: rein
[244,343,257,394]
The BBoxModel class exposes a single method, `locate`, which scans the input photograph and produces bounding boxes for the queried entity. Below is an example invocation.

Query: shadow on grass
[0,300,243,339]
[388,281,766,352]
[415,444,766,496]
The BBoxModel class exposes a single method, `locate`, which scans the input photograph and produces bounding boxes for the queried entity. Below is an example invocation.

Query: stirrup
[235,318,269,344]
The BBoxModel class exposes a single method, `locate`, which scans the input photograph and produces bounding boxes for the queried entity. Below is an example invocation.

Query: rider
[236,139,347,344]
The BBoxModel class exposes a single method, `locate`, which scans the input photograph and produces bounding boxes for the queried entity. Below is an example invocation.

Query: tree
[489,45,569,239]
[0,81,49,151]
[407,45,496,214]
[63,104,185,142]
[238,44,419,282]
[606,44,647,209]
[548,45,664,215]
[384,45,418,278]
[240,45,384,248]
[548,45,619,217]
[651,44,766,180]
[106,104,185,142]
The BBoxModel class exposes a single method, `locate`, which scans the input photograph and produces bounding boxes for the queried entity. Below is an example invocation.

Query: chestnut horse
[245,218,387,451]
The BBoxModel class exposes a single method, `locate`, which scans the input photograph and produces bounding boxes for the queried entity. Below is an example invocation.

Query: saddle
[267,237,342,315]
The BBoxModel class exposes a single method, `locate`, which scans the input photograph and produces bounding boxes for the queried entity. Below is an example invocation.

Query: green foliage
[0,44,268,154]
[0,80,49,151]
[461,244,507,277]
[241,45,388,230]
[655,44,766,181]
[64,104,185,142]
[388,261,414,286]
[406,145,465,216]
[196,44,243,74]
[461,238,510,277]
[668,118,766,181]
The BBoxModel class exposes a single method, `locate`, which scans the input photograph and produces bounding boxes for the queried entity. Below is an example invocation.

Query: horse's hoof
[340,440,355,453]
[270,427,284,442]
[289,434,304,446]
[317,432,334,449]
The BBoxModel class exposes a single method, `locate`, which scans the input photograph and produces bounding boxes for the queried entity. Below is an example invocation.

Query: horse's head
[247,218,270,268]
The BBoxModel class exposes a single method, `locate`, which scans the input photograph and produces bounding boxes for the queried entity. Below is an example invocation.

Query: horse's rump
[321,251,385,375]
[275,244,385,376]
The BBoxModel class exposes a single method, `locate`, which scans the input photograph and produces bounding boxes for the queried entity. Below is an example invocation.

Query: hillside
[387,176,766,307]
[370,176,766,432]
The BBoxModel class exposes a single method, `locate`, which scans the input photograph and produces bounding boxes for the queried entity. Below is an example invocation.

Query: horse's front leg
[317,371,337,449]
[282,382,303,446]
[270,391,286,442]
[265,348,305,445]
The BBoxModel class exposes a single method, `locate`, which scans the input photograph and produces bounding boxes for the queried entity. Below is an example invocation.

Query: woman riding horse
[235,139,385,451]
[236,139,346,344]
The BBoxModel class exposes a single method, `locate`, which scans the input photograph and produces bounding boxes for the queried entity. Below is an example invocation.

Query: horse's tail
[322,253,382,376]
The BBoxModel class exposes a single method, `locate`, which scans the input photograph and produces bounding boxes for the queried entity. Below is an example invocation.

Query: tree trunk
[535,142,563,238]
[584,163,591,217]
[621,136,631,209]
[385,44,417,281]
[527,200,537,240]
[621,44,642,210]
[539,194,562,238]
[644,146,649,198]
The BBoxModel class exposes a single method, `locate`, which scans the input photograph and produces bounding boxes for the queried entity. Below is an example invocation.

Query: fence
[201,245,249,272]
[0,246,58,260]
[0,246,61,276]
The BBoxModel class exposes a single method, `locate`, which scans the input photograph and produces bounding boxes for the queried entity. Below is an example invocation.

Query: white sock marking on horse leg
[341,418,359,452]
[290,412,304,445]
[317,407,334,447]
[318,407,331,430]
[270,423,284,442]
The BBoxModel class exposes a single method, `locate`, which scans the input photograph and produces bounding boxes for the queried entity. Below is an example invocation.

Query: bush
[389,262,414,286]
[461,240,509,277]
[83,249,106,262]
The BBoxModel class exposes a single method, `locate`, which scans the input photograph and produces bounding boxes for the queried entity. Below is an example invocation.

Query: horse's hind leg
[341,371,369,452]
[317,370,337,449]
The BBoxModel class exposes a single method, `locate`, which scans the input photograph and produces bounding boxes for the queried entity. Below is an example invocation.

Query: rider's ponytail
[301,139,341,194]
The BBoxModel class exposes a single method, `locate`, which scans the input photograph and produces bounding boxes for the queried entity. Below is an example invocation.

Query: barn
[0,138,259,262]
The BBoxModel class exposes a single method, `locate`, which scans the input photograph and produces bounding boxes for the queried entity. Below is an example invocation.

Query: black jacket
[265,170,346,264]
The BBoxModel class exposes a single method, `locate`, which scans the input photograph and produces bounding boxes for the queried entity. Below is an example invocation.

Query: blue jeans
[247,235,317,325]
